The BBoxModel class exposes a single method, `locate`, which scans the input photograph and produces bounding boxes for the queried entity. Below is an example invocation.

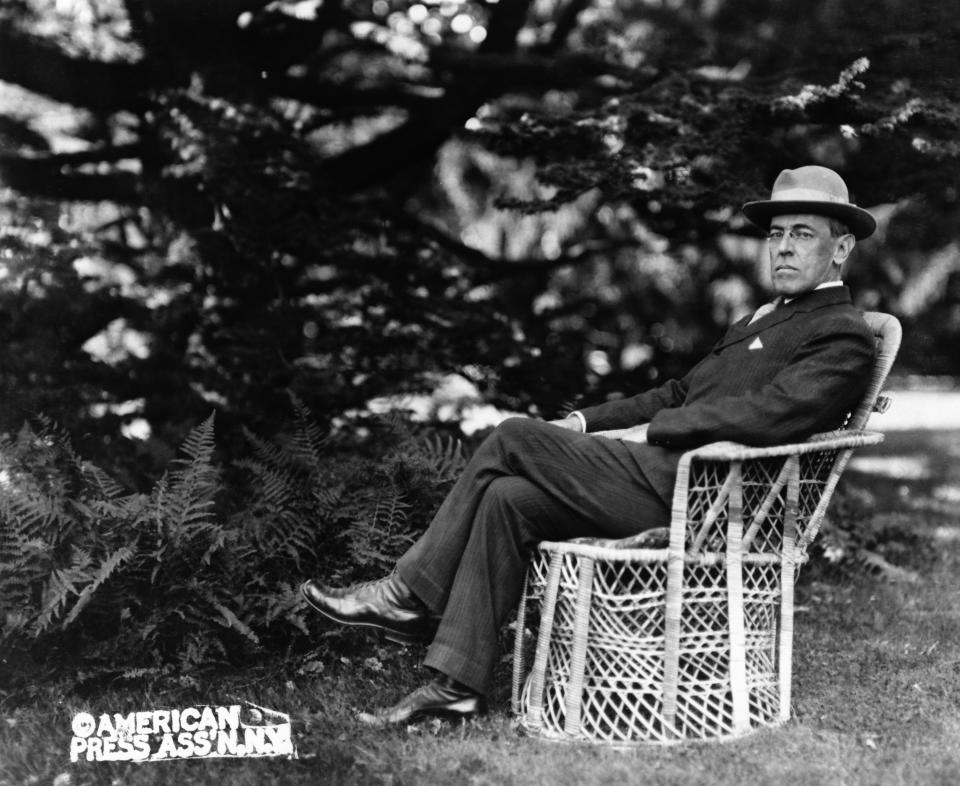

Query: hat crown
[741,163,876,239]
[770,165,851,204]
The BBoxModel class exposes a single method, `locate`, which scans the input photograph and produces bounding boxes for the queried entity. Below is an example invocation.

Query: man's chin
[772,280,806,297]
[772,286,799,297]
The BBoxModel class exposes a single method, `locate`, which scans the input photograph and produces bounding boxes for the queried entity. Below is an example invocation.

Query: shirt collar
[783,280,843,305]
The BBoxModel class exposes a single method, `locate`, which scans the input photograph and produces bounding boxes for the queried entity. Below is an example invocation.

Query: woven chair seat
[512,312,901,744]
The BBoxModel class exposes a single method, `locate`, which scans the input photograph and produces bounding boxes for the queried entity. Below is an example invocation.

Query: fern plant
[1,401,471,674]
[1,415,225,668]
[231,396,467,582]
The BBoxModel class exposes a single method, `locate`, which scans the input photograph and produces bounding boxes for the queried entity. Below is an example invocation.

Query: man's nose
[776,235,794,254]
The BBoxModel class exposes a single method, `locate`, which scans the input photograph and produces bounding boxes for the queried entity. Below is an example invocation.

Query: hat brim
[742,200,876,240]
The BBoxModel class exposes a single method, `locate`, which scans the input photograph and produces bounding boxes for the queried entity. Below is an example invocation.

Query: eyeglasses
[766,228,818,243]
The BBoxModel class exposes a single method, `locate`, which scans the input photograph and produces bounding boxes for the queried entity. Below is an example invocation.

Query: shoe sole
[359,698,487,727]
[420,698,487,719]
[300,582,429,645]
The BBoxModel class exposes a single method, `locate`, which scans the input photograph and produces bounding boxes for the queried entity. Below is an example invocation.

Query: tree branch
[0,21,151,110]
[538,0,593,56]
[394,212,638,280]
[5,144,147,167]
[429,48,654,88]
[0,152,140,203]
[267,77,443,112]
[0,116,50,150]
[313,0,536,192]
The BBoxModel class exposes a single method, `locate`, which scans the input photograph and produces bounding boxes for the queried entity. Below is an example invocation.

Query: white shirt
[783,279,843,304]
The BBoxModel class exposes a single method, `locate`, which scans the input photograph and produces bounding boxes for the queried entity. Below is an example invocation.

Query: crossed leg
[396,417,669,693]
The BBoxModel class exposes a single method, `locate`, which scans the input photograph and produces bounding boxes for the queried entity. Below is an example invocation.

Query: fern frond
[89,492,150,522]
[0,537,50,626]
[234,459,299,513]
[288,391,328,476]
[279,520,320,568]
[417,434,467,483]
[3,490,62,541]
[82,463,127,500]
[200,527,238,565]
[35,548,95,632]
[180,631,228,668]
[380,411,413,441]
[210,598,260,645]
[120,666,164,681]
[33,413,84,473]
[241,427,300,472]
[371,491,411,532]
[253,584,311,635]
[176,412,217,467]
[344,487,413,569]
[62,545,136,628]
[312,484,345,517]
[154,414,219,536]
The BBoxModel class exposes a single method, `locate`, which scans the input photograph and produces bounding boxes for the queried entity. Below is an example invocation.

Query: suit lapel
[716,286,853,349]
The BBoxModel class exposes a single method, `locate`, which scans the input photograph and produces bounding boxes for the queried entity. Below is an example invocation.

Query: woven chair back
[848,311,903,430]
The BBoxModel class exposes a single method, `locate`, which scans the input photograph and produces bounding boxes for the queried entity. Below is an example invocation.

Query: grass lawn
[3,428,960,786]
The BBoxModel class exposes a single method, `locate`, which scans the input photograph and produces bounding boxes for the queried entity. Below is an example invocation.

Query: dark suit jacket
[577,286,875,504]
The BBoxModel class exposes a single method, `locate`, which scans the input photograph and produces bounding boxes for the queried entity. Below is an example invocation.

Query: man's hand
[548,415,583,432]
[591,424,650,443]
[616,423,649,444]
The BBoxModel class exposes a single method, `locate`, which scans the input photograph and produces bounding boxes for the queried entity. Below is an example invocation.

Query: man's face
[766,213,850,297]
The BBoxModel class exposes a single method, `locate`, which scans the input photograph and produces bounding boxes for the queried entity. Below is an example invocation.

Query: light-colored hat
[742,165,876,240]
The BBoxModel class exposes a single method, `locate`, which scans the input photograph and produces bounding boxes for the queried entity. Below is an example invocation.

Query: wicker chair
[511,312,902,744]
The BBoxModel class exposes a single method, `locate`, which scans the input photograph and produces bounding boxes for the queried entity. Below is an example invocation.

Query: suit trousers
[395,417,670,695]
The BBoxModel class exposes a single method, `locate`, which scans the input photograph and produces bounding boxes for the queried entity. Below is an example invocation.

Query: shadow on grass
[3,430,960,785]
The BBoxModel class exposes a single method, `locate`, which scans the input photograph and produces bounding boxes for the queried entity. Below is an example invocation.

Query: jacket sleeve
[575,378,686,432]
[646,320,875,449]
[575,329,738,432]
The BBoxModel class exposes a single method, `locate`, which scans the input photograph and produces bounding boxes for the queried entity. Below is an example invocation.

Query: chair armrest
[679,429,884,463]
[568,527,670,550]
[665,429,884,557]
[543,430,883,558]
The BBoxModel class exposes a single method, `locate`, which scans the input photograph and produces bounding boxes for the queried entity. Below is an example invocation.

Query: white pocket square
[748,337,763,350]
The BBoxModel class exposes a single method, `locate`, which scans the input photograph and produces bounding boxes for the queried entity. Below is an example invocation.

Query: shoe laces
[346,575,389,592]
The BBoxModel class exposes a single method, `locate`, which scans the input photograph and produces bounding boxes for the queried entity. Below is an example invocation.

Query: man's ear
[833,234,855,266]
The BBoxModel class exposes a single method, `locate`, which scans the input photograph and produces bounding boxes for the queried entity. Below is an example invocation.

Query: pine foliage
[0,405,469,673]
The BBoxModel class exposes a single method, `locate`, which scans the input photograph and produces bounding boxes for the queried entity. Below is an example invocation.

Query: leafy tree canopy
[1,0,959,467]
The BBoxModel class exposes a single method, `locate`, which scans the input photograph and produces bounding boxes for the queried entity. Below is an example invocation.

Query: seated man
[302,165,877,725]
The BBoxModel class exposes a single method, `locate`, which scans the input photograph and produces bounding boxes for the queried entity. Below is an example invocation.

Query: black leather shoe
[300,573,436,645]
[358,675,487,726]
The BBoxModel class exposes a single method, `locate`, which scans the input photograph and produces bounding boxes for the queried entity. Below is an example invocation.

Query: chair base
[517,716,789,747]
[512,543,791,745]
